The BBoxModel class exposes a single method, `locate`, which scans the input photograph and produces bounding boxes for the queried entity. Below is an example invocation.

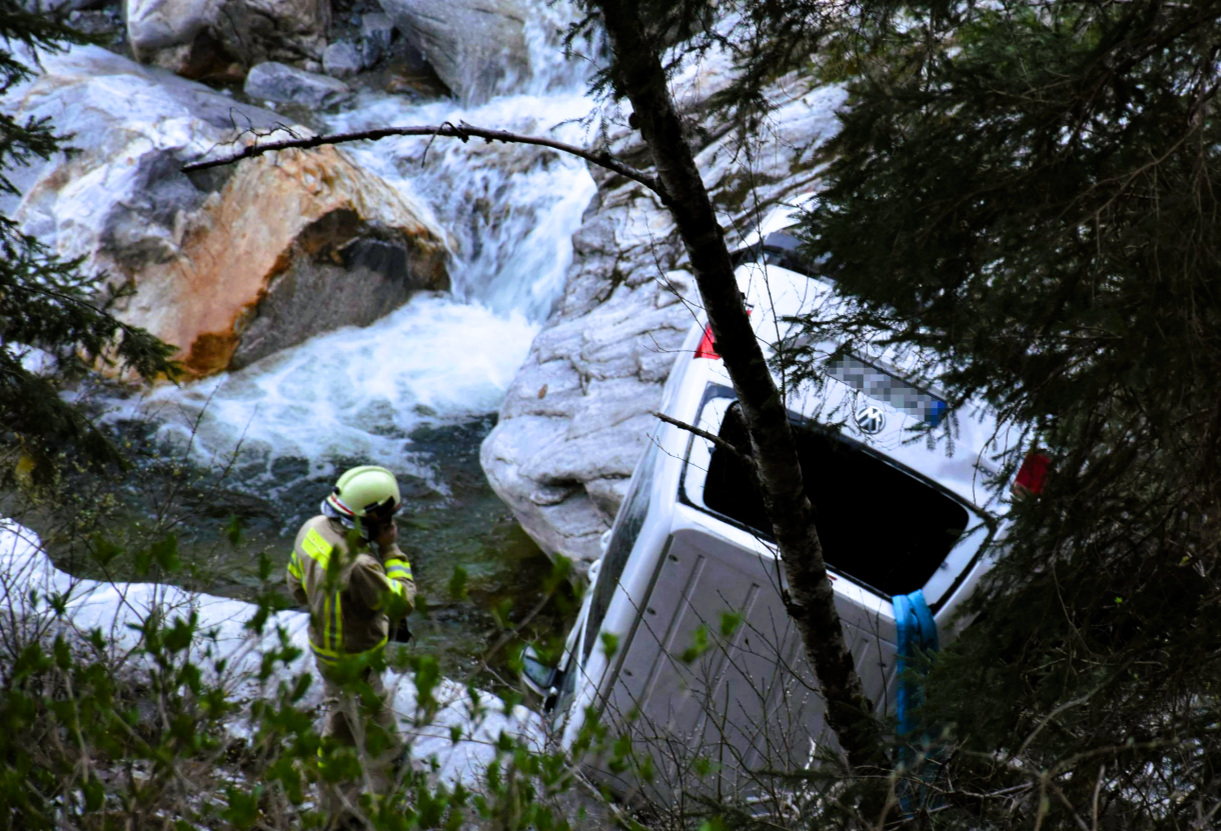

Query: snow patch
[0,519,544,786]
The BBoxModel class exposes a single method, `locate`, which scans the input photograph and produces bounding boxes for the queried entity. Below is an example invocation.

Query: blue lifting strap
[893,589,939,737]
[893,589,942,813]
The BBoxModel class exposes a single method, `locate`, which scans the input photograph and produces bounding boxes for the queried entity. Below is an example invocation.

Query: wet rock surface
[321,39,364,77]
[129,143,451,376]
[359,12,394,64]
[2,45,451,378]
[64,7,125,37]
[125,0,330,74]
[375,0,532,103]
[23,0,98,11]
[244,59,353,107]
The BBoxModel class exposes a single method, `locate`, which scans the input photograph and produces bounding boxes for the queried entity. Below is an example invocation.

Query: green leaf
[226,514,244,546]
[82,776,104,812]
[719,610,743,638]
[412,654,441,714]
[53,636,71,670]
[444,803,466,831]
[679,625,709,664]
[600,631,619,658]
[90,533,122,568]
[490,597,513,630]
[542,555,572,593]
[163,612,197,654]
[222,785,260,829]
[151,534,180,572]
[448,565,468,602]
[133,547,152,577]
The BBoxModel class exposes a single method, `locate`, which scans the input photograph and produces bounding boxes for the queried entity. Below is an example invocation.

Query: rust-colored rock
[5,47,450,381]
[125,145,451,377]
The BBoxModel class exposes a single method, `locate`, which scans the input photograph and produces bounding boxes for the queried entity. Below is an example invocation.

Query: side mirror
[520,644,558,698]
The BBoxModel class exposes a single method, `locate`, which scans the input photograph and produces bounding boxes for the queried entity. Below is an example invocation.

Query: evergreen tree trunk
[592,0,890,775]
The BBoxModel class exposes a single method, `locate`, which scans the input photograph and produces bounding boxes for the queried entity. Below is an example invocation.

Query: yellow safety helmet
[325,465,401,521]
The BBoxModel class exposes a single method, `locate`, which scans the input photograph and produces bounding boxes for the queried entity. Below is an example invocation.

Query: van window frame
[677,384,994,610]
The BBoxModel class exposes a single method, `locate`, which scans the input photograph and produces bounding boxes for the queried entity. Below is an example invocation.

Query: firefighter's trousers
[317,663,402,823]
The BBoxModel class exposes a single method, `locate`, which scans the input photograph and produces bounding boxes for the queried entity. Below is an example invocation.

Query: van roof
[697,235,1017,510]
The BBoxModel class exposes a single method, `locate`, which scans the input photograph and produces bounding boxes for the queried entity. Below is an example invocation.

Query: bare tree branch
[181,120,668,199]
[651,410,751,463]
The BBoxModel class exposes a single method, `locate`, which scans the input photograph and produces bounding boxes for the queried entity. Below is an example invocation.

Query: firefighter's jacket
[286,515,416,668]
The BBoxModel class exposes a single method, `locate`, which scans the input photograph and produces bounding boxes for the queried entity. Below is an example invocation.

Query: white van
[523,199,1044,806]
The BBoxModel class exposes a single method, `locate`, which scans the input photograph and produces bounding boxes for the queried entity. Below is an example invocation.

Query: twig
[1091,764,1104,831]
[1049,778,1093,831]
[459,584,556,689]
[181,121,668,200]
[651,410,751,463]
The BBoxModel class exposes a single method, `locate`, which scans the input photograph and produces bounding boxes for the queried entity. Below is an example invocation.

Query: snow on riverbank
[0,519,543,786]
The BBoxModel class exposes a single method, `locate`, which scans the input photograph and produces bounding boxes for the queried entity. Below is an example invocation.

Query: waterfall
[113,2,600,507]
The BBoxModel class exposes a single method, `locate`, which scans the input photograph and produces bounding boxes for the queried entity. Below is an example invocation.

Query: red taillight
[695,307,752,359]
[1014,451,1051,496]
[694,323,720,359]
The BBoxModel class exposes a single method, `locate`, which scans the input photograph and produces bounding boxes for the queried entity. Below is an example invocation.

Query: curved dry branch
[181,120,668,200]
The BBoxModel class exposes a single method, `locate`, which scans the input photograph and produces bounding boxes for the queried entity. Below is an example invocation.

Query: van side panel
[589,526,899,804]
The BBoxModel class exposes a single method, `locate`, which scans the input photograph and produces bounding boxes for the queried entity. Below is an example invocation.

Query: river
[89,1,600,681]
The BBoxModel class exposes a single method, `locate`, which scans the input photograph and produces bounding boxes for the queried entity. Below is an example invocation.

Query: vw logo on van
[855,404,886,435]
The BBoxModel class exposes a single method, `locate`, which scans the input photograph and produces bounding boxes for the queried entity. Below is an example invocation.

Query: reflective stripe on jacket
[286,515,416,666]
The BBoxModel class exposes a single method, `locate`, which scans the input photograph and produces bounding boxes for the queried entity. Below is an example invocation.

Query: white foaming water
[323,88,599,320]
[111,1,599,492]
[122,296,539,498]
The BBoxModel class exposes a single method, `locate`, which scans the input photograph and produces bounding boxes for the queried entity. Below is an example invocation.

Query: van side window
[702,403,970,597]
[583,434,661,661]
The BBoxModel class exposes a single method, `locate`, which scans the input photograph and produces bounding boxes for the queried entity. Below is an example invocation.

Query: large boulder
[480,48,848,570]
[131,144,450,376]
[375,0,532,102]
[4,45,451,378]
[479,184,698,566]
[243,61,352,108]
[125,0,330,77]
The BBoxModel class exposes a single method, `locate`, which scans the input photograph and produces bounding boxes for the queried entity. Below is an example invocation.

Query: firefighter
[286,465,416,822]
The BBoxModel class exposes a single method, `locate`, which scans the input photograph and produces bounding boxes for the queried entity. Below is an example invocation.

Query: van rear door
[590,523,897,804]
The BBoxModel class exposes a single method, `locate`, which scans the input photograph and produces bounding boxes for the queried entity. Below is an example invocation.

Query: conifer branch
[182,121,668,199]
